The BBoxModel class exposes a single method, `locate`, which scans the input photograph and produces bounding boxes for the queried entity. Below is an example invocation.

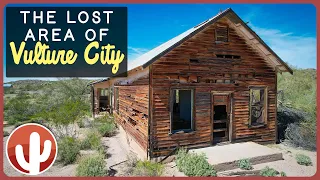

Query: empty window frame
[100,88,108,96]
[170,89,194,132]
[249,87,268,126]
[215,26,229,42]
[114,87,119,113]
[99,88,109,112]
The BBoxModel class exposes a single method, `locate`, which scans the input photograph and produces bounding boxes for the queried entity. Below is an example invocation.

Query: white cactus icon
[15,132,52,175]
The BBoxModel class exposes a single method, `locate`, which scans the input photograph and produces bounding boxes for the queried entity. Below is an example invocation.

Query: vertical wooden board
[149,18,277,157]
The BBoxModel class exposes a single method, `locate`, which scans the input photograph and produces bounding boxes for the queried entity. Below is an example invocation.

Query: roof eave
[227,9,293,75]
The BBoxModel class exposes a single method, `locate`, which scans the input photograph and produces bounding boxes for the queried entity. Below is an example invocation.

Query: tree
[37,78,91,138]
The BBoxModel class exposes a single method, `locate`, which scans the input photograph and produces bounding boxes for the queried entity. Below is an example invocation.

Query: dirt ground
[3,125,182,177]
[3,124,317,177]
[218,143,317,177]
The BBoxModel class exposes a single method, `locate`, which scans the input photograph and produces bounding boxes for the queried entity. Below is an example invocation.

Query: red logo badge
[6,123,58,175]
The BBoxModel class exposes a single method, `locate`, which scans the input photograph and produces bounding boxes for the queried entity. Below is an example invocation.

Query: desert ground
[3,123,317,177]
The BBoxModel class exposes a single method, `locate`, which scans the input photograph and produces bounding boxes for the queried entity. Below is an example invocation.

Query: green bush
[4,94,41,125]
[76,154,107,177]
[278,68,316,150]
[3,131,9,137]
[280,171,287,177]
[132,160,164,176]
[77,120,85,128]
[259,166,279,177]
[94,114,114,123]
[80,131,102,150]
[14,119,44,128]
[97,122,116,137]
[58,136,80,165]
[176,149,217,177]
[236,158,253,170]
[295,154,312,166]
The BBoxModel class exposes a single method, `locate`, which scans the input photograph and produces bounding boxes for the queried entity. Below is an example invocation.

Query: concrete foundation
[117,124,148,160]
[191,142,283,172]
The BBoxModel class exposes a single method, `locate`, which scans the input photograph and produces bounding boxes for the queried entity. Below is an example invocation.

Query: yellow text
[9,41,78,65]
[84,41,124,74]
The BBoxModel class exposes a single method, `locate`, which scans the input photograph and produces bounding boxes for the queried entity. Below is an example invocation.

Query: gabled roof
[128,8,293,74]
[88,78,110,86]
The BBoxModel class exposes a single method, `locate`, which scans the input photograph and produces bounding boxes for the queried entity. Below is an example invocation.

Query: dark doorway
[214,105,227,120]
[212,95,230,144]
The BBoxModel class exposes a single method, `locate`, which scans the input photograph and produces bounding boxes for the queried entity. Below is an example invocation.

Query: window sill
[169,129,195,136]
[249,124,266,129]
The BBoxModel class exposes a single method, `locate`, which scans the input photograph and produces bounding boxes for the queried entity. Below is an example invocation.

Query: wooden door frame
[211,91,234,144]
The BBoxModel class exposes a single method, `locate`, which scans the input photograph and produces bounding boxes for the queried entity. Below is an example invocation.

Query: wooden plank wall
[150,17,277,157]
[93,88,100,115]
[113,75,150,151]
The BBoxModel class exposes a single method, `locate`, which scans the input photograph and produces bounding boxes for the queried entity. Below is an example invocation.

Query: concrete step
[191,142,283,172]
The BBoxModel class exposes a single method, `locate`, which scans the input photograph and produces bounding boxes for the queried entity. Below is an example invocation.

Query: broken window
[215,26,229,42]
[249,87,267,126]
[114,87,119,113]
[171,89,194,132]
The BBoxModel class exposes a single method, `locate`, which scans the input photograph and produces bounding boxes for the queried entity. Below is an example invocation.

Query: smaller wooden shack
[89,8,292,159]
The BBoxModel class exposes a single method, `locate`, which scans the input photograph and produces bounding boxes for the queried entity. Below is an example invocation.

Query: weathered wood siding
[93,88,100,115]
[150,17,277,157]
[113,75,150,151]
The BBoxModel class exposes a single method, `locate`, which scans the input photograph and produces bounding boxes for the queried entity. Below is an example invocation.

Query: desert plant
[77,119,85,128]
[76,154,107,177]
[295,154,312,166]
[236,158,253,170]
[124,154,138,175]
[57,136,80,165]
[14,119,44,128]
[132,160,164,176]
[277,68,316,150]
[3,131,9,137]
[33,78,91,138]
[176,148,217,177]
[4,94,41,125]
[80,131,102,150]
[280,171,287,177]
[94,114,114,123]
[259,166,279,177]
[97,122,116,137]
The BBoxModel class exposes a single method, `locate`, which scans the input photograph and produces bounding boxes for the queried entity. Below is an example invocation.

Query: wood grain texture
[149,17,277,157]
[113,76,150,151]
[92,17,278,158]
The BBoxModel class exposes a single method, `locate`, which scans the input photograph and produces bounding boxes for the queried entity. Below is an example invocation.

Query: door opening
[212,94,231,144]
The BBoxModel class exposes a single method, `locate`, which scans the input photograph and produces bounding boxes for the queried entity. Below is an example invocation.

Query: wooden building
[89,8,293,159]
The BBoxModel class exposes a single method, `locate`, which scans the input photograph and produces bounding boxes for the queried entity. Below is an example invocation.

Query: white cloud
[128,46,149,61]
[250,24,316,69]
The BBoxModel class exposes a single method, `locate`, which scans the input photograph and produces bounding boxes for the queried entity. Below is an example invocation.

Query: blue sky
[4,4,316,83]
